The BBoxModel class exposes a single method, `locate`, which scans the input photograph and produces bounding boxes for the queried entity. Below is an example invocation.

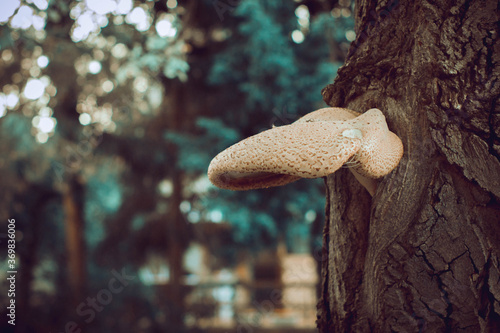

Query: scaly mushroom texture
[207,108,403,195]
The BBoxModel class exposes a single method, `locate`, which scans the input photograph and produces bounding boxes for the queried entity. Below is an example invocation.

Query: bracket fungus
[207,108,403,196]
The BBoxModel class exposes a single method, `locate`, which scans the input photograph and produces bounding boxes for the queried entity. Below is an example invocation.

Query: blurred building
[181,242,319,332]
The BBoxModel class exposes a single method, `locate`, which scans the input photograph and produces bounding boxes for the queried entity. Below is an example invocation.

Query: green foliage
[119,37,189,83]
[1,113,36,152]
[0,0,354,330]
[0,25,14,50]
[84,158,125,247]
[200,191,279,248]
[165,117,240,172]
[209,0,300,118]
[86,162,123,215]
[200,0,342,251]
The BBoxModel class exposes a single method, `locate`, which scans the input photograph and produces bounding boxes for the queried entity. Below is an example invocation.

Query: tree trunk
[63,176,87,306]
[317,0,500,332]
[158,80,190,331]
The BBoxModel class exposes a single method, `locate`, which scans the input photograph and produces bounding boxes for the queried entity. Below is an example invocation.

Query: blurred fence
[185,281,317,332]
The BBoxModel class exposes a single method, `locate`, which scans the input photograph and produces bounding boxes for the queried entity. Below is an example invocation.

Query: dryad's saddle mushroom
[207,108,403,196]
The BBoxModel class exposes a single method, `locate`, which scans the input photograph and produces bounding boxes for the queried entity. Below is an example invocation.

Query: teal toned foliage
[197,0,348,251]
[0,0,354,331]
[165,117,240,172]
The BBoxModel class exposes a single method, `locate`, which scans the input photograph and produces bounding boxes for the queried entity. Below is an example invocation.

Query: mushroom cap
[208,119,362,190]
[207,107,403,191]
[294,107,360,123]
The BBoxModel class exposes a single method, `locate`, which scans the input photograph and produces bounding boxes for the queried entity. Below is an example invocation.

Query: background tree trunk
[63,176,87,306]
[317,0,500,331]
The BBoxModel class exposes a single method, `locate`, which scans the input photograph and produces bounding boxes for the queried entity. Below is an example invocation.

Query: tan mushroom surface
[348,108,404,179]
[294,107,360,123]
[207,107,403,193]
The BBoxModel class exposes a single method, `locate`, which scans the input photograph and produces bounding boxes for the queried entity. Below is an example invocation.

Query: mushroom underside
[212,171,301,191]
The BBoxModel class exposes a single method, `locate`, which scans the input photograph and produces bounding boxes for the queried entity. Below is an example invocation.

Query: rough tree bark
[317,0,500,332]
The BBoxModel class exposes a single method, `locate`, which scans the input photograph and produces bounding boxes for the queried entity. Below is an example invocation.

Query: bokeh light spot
[37,55,49,68]
[33,0,49,10]
[6,93,19,108]
[305,210,317,224]
[23,79,45,100]
[88,60,102,74]
[126,7,150,31]
[295,5,309,20]
[166,0,177,9]
[36,132,49,143]
[134,77,148,93]
[2,50,13,62]
[85,0,116,15]
[179,201,191,213]
[187,211,200,223]
[102,80,114,93]
[0,0,20,23]
[79,113,92,125]
[39,106,52,117]
[209,210,223,223]
[111,43,128,58]
[115,0,133,15]
[158,179,173,197]
[35,116,56,133]
[156,19,177,38]
[11,5,34,30]
[32,14,46,30]
[291,30,305,44]
[345,30,356,42]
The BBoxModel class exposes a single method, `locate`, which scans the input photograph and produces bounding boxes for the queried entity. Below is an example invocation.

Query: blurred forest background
[0,0,354,332]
